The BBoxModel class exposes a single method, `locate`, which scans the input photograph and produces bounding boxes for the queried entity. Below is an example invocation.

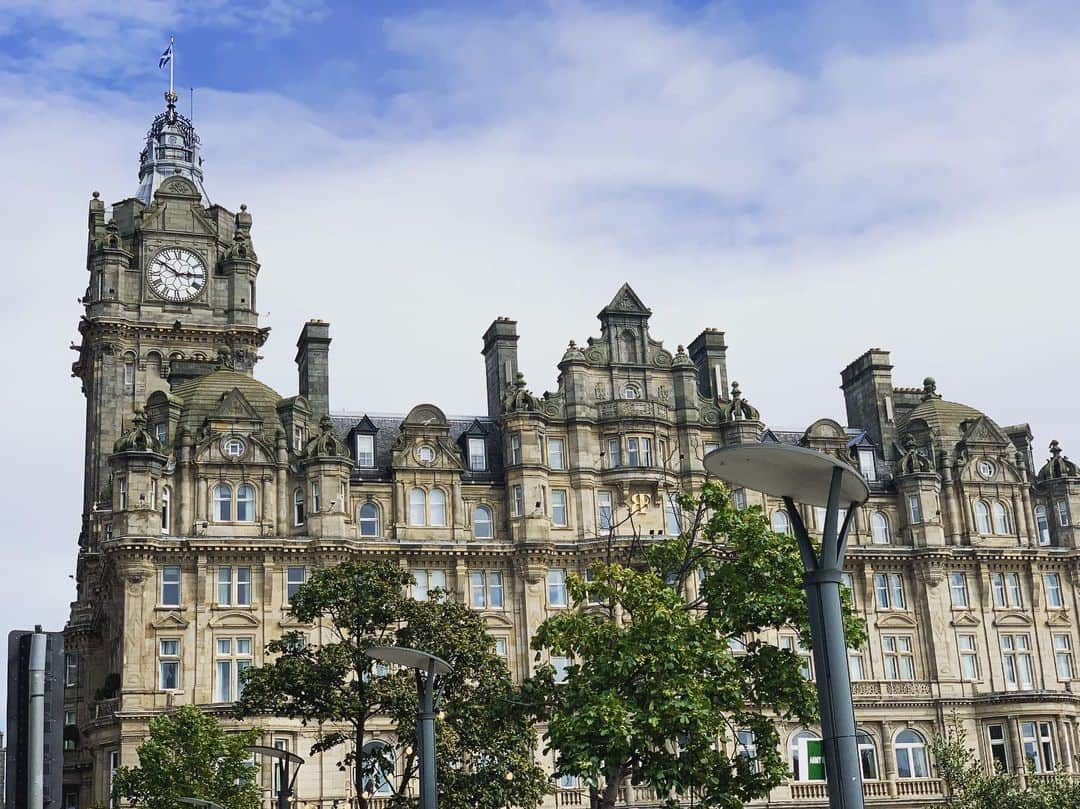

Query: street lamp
[177,800,224,809]
[247,744,305,809]
[704,443,870,809]
[366,646,453,809]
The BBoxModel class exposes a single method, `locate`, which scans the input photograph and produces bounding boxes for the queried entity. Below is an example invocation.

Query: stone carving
[718,381,760,422]
[921,377,942,401]
[502,372,541,414]
[114,409,161,453]
[897,435,933,475]
[303,415,349,459]
[1038,439,1079,481]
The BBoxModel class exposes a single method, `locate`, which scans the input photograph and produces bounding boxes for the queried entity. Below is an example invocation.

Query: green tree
[529,480,866,809]
[109,705,259,809]
[235,559,547,809]
[930,717,1080,809]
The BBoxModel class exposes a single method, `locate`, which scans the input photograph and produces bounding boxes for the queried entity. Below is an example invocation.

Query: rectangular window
[949,572,969,608]
[597,491,613,531]
[551,490,568,527]
[236,566,251,606]
[1057,500,1070,527]
[552,655,570,683]
[356,434,375,467]
[1006,572,1023,607]
[1000,634,1034,690]
[547,568,568,607]
[733,488,747,510]
[958,634,979,680]
[841,572,855,607]
[511,485,524,517]
[1054,633,1074,680]
[510,433,521,465]
[494,637,508,659]
[217,567,233,606]
[64,709,76,750]
[907,495,922,525]
[1045,572,1064,608]
[161,565,181,606]
[848,651,865,681]
[412,569,446,601]
[286,566,306,603]
[468,437,487,471]
[488,570,504,608]
[858,449,877,481]
[108,750,120,809]
[214,636,252,702]
[124,361,134,387]
[987,724,1009,773]
[310,481,320,513]
[118,477,127,511]
[882,635,915,680]
[154,422,167,446]
[664,496,681,536]
[780,635,813,679]
[548,438,565,470]
[607,437,620,468]
[873,573,905,609]
[470,570,487,608]
[64,653,78,687]
[159,638,181,690]
[991,572,1023,608]
[1020,721,1056,773]
[468,570,504,609]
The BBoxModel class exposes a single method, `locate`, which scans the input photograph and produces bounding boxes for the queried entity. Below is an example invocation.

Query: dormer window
[468,438,487,471]
[356,434,375,468]
[154,423,168,446]
[858,448,876,481]
[417,444,436,464]
[293,424,305,451]
[224,438,245,458]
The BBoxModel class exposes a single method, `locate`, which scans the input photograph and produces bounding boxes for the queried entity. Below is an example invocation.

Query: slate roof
[330,412,503,481]
[171,369,286,434]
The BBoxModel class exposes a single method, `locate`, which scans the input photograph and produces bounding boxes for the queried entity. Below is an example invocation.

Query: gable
[601,282,651,316]
[212,388,262,423]
[960,416,1010,447]
[150,611,189,630]
[950,613,980,628]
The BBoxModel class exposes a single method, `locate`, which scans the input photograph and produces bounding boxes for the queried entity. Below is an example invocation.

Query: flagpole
[169,36,174,95]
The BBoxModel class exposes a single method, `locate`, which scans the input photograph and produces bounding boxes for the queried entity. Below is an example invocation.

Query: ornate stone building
[62,93,1080,809]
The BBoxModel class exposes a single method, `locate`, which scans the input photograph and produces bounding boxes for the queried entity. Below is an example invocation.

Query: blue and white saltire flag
[159,40,173,69]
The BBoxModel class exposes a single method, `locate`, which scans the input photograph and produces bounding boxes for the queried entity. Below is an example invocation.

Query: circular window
[977,459,996,480]
[223,438,246,458]
[417,444,436,463]
[623,386,639,400]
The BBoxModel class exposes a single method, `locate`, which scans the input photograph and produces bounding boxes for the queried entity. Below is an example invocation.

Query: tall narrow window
[1000,634,1034,690]
[160,486,170,533]
[356,434,375,467]
[286,566,306,603]
[949,572,969,608]
[118,478,127,511]
[310,481,320,513]
[64,653,78,687]
[217,567,234,606]
[882,635,915,680]
[992,501,1011,534]
[511,485,524,518]
[213,484,232,521]
[468,438,487,471]
[640,437,652,466]
[597,491,613,531]
[606,438,620,468]
[161,566,180,607]
[857,732,878,780]
[429,489,447,526]
[987,724,1009,773]
[1006,572,1023,607]
[1020,721,1056,772]
[155,422,168,446]
[870,512,891,544]
[108,750,120,807]
[124,360,135,389]
[780,635,813,679]
[627,437,641,467]
[548,438,565,470]
[358,502,380,537]
[409,488,427,525]
[214,637,252,702]
[293,488,305,526]
[236,484,255,522]
[771,510,791,535]
[1054,634,1074,680]
[64,710,77,751]
[158,639,181,690]
[858,449,876,481]
[551,490,568,527]
[473,505,493,539]
[665,496,682,535]
[470,571,488,608]
[974,500,992,534]
[509,433,521,465]
[1045,572,1064,608]
[1035,505,1051,545]
[733,489,747,510]
[907,495,922,525]
[236,566,251,606]
[958,634,979,680]
[488,570,504,608]
[547,568,568,607]
[1056,500,1070,527]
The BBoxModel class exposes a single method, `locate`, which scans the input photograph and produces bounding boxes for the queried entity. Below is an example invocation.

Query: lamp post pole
[704,444,869,809]
[247,744,304,809]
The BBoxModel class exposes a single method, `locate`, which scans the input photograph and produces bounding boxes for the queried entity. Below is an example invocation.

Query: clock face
[147,247,207,303]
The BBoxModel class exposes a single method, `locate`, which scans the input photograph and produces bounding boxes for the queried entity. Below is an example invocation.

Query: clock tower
[72,90,268,545]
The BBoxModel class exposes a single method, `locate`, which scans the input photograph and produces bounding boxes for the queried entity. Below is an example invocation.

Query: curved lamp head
[177,800,224,809]
[246,744,305,767]
[703,443,870,507]
[366,646,453,676]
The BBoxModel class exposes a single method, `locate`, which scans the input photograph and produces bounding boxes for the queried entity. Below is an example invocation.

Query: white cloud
[0,0,1078,714]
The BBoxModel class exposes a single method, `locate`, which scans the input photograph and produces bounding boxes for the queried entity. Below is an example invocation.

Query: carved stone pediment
[951,612,981,628]
[209,610,260,628]
[483,613,514,629]
[992,611,1033,627]
[1046,611,1073,628]
[876,612,918,629]
[151,611,189,630]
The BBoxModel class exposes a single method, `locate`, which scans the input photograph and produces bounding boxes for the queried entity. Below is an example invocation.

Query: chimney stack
[296,320,331,422]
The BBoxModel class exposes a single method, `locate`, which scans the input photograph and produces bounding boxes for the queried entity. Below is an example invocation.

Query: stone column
[1012,489,1029,545]
[881,721,898,797]
[1008,716,1026,788]
[1058,716,1072,772]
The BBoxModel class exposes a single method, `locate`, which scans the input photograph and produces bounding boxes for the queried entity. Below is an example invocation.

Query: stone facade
[61,94,1080,809]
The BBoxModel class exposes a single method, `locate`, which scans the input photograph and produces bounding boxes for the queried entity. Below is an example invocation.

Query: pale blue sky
[1,0,1079,724]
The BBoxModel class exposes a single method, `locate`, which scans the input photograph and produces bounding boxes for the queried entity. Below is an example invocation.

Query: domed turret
[135,91,209,205]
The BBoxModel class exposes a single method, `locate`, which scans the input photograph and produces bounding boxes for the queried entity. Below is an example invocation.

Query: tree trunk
[356,723,366,809]
[600,765,623,809]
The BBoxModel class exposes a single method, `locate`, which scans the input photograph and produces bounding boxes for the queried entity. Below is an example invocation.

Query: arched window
[620,330,638,363]
[293,488,305,526]
[857,731,878,780]
[771,510,791,535]
[894,729,929,779]
[473,505,494,539]
[429,489,447,527]
[974,500,992,534]
[358,502,380,537]
[409,488,427,525]
[871,512,891,545]
[160,487,171,534]
[361,741,394,796]
[789,730,823,782]
[213,484,232,521]
[236,484,255,522]
[992,501,1011,535]
[1035,505,1051,545]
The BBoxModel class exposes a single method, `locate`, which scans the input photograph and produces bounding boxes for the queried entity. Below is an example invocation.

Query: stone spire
[135,91,209,205]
